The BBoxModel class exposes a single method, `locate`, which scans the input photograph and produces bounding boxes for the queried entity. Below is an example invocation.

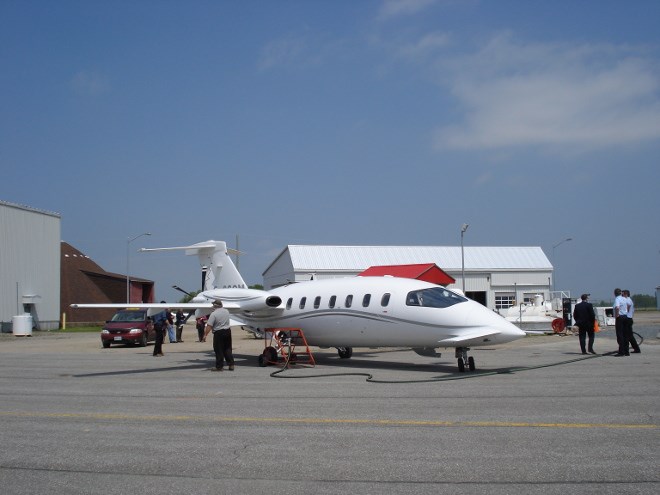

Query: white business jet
[72,240,525,372]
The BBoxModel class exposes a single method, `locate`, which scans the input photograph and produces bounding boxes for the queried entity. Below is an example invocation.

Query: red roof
[358,263,455,286]
[61,242,155,324]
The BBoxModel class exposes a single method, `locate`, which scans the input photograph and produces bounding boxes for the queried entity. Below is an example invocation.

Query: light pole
[461,223,469,293]
[126,232,151,303]
[551,237,572,292]
[172,285,192,297]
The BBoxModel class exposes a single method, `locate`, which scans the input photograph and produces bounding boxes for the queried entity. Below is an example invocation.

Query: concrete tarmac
[0,316,658,495]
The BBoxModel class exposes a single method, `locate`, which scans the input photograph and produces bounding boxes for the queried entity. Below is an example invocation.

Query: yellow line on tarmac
[0,411,656,429]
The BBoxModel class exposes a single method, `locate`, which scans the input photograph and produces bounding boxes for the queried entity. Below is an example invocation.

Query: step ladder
[259,327,315,367]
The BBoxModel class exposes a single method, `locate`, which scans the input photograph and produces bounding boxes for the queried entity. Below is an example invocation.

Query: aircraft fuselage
[207,277,524,349]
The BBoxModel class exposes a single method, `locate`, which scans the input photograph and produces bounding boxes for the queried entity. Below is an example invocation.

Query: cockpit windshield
[406,287,467,308]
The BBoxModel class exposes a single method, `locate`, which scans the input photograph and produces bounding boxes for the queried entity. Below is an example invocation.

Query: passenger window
[381,293,391,307]
[329,295,336,308]
[299,297,306,309]
[286,298,293,310]
[314,296,321,309]
[362,294,371,307]
[345,295,353,308]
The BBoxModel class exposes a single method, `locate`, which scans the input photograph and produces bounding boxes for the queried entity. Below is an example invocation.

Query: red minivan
[101,309,155,348]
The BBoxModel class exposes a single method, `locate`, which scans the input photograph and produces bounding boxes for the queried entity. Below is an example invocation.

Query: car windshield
[111,311,146,322]
[406,287,467,308]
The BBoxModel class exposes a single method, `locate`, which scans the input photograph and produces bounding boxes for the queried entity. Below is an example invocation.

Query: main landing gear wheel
[337,347,353,359]
[259,346,278,367]
[456,347,475,372]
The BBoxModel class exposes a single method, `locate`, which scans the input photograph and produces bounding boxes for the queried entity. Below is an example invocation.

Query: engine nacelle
[195,289,282,312]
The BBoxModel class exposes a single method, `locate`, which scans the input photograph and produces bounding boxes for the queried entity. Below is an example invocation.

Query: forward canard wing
[437,328,502,346]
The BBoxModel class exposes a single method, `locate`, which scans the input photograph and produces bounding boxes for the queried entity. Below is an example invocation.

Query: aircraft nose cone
[497,318,526,342]
[465,303,525,343]
[505,321,526,337]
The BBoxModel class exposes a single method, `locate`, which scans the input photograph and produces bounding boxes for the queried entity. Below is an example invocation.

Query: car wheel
[139,333,147,347]
[102,341,111,349]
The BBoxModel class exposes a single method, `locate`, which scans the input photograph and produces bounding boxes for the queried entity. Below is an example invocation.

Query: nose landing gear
[456,347,475,372]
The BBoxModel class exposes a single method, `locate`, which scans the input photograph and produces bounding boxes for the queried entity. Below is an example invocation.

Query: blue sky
[1,0,659,302]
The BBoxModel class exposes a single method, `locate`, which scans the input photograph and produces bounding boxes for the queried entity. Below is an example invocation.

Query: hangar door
[465,291,487,306]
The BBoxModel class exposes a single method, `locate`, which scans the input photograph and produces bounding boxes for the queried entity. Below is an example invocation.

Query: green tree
[632,294,656,309]
[178,290,201,304]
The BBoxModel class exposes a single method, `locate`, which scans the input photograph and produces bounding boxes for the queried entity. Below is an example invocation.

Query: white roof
[281,245,552,272]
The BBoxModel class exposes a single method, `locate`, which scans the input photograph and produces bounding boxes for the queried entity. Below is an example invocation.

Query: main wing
[71,288,283,314]
[71,302,213,310]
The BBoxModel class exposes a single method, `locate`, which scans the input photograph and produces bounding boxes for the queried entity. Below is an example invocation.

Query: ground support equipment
[259,328,315,368]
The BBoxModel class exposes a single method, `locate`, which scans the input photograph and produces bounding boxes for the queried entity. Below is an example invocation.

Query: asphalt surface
[0,318,658,495]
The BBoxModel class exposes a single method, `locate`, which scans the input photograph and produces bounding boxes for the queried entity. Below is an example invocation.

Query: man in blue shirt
[152,303,169,357]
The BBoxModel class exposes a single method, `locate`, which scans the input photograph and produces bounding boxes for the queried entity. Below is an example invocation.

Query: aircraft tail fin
[140,240,247,290]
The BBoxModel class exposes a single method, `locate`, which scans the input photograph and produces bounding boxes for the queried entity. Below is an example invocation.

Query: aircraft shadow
[72,347,592,379]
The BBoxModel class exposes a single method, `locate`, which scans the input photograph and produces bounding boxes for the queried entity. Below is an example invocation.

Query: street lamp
[461,223,469,293]
[551,237,572,292]
[126,232,151,303]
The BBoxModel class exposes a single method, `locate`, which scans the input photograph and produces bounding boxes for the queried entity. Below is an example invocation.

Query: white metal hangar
[262,245,553,312]
[0,200,61,332]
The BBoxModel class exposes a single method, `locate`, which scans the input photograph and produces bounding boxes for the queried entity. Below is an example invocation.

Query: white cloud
[395,32,451,58]
[257,36,306,71]
[70,70,110,95]
[378,0,438,20]
[432,34,660,150]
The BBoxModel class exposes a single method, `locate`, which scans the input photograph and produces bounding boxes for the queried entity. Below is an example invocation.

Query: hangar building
[263,245,553,312]
[61,242,154,326]
[0,200,61,332]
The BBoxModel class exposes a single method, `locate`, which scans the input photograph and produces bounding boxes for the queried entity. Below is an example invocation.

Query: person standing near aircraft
[152,303,168,357]
[573,293,596,354]
[175,309,186,343]
[196,315,208,342]
[203,300,234,371]
[623,290,640,353]
[613,288,631,356]
[166,310,176,343]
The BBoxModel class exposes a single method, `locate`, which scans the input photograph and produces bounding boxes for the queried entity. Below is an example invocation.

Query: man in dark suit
[573,293,597,354]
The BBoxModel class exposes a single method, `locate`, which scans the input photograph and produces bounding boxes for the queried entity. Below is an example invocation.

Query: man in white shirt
[613,288,631,356]
[203,300,235,371]
[623,289,640,353]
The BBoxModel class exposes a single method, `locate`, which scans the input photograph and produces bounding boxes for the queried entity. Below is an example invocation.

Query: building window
[362,294,371,307]
[329,295,336,308]
[345,295,353,308]
[381,293,391,307]
[299,297,306,309]
[314,296,321,309]
[495,293,515,309]
[523,293,543,304]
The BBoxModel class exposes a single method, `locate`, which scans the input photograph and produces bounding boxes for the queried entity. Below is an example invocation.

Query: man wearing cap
[203,300,235,371]
[573,293,596,355]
